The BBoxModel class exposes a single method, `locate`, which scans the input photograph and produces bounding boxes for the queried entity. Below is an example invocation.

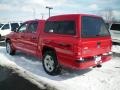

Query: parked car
[0,22,22,40]
[109,23,120,44]
[5,14,112,75]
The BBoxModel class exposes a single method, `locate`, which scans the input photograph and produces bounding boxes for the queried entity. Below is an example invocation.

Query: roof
[24,19,45,23]
[47,14,102,21]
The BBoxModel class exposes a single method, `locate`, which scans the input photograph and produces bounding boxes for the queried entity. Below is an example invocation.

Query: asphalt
[0,66,45,90]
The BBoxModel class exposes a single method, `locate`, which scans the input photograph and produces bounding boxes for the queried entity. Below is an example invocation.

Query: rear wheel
[6,40,16,55]
[42,51,61,75]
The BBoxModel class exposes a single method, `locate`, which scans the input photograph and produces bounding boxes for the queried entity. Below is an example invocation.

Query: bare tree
[100,8,114,23]
[104,8,113,22]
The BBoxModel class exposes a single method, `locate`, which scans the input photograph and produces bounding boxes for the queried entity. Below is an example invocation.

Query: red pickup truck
[5,14,112,75]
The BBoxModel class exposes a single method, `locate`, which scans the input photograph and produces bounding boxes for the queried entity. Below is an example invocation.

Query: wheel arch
[42,46,57,56]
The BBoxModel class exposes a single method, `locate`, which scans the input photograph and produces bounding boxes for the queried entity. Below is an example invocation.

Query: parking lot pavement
[0,66,45,90]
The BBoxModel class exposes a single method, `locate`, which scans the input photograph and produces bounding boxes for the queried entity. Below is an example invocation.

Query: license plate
[95,56,101,64]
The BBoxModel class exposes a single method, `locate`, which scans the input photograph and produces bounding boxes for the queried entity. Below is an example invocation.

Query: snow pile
[0,53,65,90]
[0,45,120,90]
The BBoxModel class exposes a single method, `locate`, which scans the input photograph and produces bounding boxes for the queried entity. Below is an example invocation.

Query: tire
[42,51,61,75]
[6,40,16,55]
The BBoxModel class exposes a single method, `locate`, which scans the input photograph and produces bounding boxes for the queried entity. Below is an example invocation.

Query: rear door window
[81,16,110,38]
[27,21,38,33]
[110,24,120,31]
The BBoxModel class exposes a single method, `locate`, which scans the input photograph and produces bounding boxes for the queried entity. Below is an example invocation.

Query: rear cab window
[81,16,110,38]
[110,24,120,31]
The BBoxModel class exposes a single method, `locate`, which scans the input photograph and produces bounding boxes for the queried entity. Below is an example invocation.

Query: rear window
[110,24,120,31]
[45,21,76,35]
[81,16,110,38]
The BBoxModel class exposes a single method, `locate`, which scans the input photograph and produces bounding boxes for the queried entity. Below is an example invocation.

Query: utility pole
[46,6,53,17]
[33,8,36,19]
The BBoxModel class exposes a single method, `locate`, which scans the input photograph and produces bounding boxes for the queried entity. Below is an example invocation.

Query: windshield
[110,24,120,31]
[0,24,3,28]
[81,16,110,38]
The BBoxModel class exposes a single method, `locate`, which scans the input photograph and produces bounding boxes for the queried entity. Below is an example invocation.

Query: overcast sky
[0,0,120,22]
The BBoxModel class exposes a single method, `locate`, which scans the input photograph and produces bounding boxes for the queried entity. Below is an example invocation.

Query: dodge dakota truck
[6,14,112,75]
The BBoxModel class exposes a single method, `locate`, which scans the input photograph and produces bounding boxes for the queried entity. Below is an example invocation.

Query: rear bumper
[73,55,112,69]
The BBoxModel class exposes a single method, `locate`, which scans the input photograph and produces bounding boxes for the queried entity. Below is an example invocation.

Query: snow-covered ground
[0,43,120,90]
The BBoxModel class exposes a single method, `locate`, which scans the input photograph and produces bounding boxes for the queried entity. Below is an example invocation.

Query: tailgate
[81,16,111,57]
[81,37,111,57]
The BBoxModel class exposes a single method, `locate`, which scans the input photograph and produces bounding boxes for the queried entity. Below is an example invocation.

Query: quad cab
[6,14,112,75]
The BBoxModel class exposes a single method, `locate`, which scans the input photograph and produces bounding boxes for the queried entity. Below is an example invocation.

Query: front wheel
[6,40,16,55]
[42,51,61,75]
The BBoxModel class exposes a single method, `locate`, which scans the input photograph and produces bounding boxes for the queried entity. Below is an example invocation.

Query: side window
[45,21,59,33]
[28,21,38,33]
[44,21,75,35]
[58,21,75,35]
[18,23,27,32]
[110,24,120,31]
[11,23,19,31]
[1,24,10,30]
